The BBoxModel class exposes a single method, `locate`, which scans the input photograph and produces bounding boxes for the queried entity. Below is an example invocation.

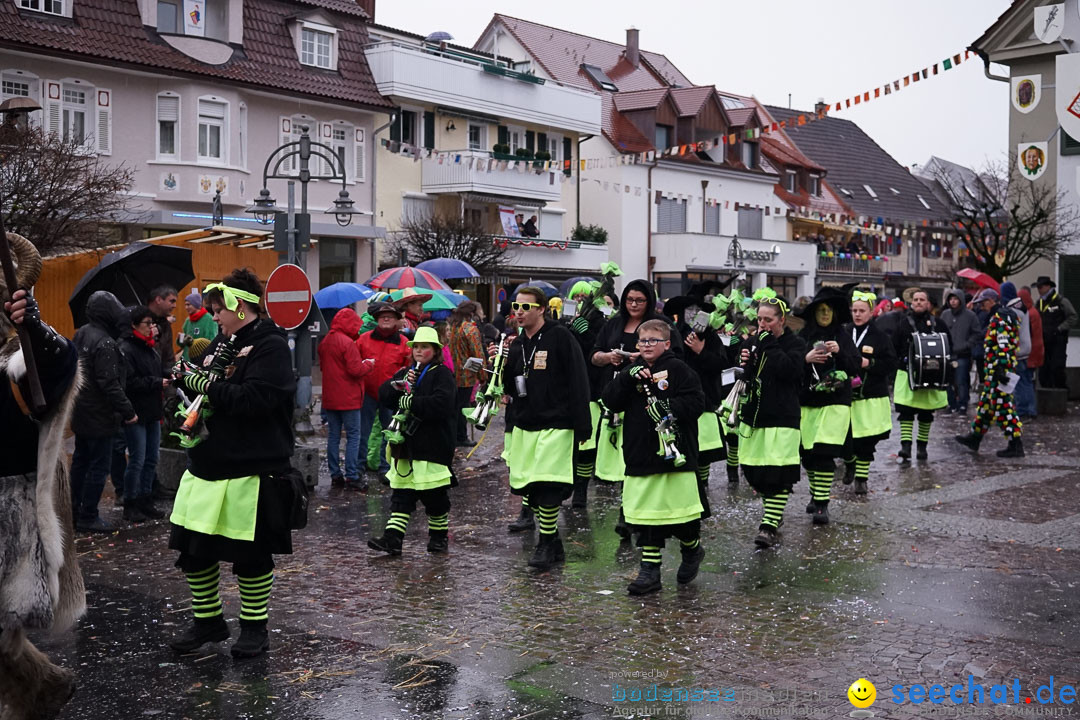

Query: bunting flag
[827,49,972,115]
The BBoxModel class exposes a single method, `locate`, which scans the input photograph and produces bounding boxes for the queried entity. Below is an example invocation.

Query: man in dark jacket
[147,285,178,376]
[940,288,982,413]
[70,290,137,532]
[318,308,373,489]
[1035,276,1078,389]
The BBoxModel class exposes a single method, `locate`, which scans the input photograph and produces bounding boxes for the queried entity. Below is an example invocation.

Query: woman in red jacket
[318,309,373,489]
[356,303,413,479]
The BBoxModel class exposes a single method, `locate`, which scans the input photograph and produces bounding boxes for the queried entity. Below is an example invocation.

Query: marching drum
[908,332,951,390]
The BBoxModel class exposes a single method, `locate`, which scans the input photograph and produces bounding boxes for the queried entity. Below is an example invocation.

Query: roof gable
[971,0,1059,63]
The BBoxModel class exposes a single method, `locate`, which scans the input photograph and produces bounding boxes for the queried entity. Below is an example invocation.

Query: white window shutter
[43,80,61,137]
[280,116,292,172]
[354,128,365,183]
[96,89,112,155]
[319,122,332,176]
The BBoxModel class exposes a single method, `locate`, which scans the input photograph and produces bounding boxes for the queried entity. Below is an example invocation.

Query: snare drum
[908,332,951,390]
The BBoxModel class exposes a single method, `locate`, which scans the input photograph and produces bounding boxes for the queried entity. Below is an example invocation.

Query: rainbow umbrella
[366,266,451,291]
[391,288,467,311]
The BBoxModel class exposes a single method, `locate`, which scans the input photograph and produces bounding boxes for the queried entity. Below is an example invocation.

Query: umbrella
[559,276,598,297]
[366,266,451,291]
[512,280,560,301]
[415,257,479,280]
[425,31,454,42]
[391,288,466,312]
[69,241,194,327]
[956,267,1000,292]
[313,282,373,309]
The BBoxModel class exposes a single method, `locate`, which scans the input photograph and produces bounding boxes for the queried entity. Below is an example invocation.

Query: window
[468,123,485,151]
[402,196,433,223]
[301,27,332,68]
[737,207,763,239]
[740,141,758,169]
[1061,130,1080,156]
[156,93,179,159]
[389,110,417,146]
[720,95,745,110]
[279,114,313,173]
[157,0,178,32]
[917,194,931,210]
[705,203,720,235]
[319,238,356,286]
[198,98,227,163]
[327,122,357,181]
[2,77,29,99]
[863,184,879,199]
[540,209,562,240]
[657,197,686,233]
[238,103,247,168]
[766,274,797,301]
[809,175,821,197]
[1,70,40,128]
[655,124,672,152]
[507,125,523,153]
[544,132,561,162]
[785,170,797,193]
[890,187,901,195]
[18,0,63,15]
[44,79,109,153]
[581,64,618,92]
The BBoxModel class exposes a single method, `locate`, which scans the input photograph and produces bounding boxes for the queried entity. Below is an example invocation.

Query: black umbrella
[69,242,194,327]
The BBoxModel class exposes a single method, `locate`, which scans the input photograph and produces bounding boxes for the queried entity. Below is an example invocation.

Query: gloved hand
[209,341,238,375]
[398,393,413,412]
[629,364,649,379]
[570,316,589,334]
[646,400,665,424]
[183,369,215,395]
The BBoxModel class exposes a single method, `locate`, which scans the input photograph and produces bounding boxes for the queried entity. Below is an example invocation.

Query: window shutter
[280,116,293,172]
[95,88,111,155]
[43,80,61,137]
[705,204,720,235]
[318,122,332,176]
[354,128,365,182]
[498,125,508,146]
[563,137,572,169]
[157,94,179,122]
[525,130,535,152]
[423,111,435,150]
[537,132,547,154]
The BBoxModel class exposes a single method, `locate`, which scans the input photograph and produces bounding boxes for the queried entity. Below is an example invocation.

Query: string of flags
[826,50,974,115]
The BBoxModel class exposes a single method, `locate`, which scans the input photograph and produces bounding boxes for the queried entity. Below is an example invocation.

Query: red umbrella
[956,268,1000,292]
[365,266,451,291]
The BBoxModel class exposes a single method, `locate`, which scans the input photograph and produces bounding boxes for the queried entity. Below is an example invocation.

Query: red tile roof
[670,86,714,117]
[612,88,670,112]
[0,0,391,110]
[724,107,758,127]
[603,93,653,153]
[296,0,368,18]
[761,136,825,172]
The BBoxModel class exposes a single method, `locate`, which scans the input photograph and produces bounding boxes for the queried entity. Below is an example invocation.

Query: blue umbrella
[432,289,470,307]
[512,280,560,300]
[313,282,373,309]
[559,276,598,298]
[416,257,480,280]
[425,31,454,42]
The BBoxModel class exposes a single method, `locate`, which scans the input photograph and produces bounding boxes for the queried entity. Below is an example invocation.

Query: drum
[908,332,950,390]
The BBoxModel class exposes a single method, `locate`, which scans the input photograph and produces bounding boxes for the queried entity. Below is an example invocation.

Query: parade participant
[179,291,218,362]
[891,290,950,461]
[368,326,457,555]
[501,287,591,570]
[842,291,898,495]
[588,280,682,536]
[394,287,432,338]
[1016,286,1044,420]
[168,268,298,659]
[565,279,607,508]
[1034,276,1077,389]
[798,288,859,524]
[737,295,807,548]
[356,302,412,488]
[940,288,982,415]
[0,233,84,720]
[601,320,705,595]
[955,288,1025,458]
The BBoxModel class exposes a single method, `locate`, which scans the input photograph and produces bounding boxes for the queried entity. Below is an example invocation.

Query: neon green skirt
[801,404,851,450]
[894,369,947,410]
[851,396,892,439]
[738,425,801,467]
[595,416,626,483]
[507,427,574,490]
[501,432,512,464]
[622,471,703,526]
[578,401,602,452]
[386,458,452,491]
[698,411,723,452]
[170,470,260,542]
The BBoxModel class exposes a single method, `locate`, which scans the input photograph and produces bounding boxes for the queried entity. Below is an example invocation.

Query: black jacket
[601,351,704,476]
[565,303,606,375]
[589,280,683,399]
[188,319,296,480]
[72,291,135,437]
[121,333,166,423]
[152,313,175,376]
[798,321,860,408]
[379,360,456,467]
[503,318,592,440]
[892,310,950,370]
[842,320,898,400]
[678,323,729,409]
[741,330,807,430]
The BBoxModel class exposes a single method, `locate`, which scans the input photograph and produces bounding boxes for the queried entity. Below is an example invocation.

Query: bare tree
[929,156,1079,282]
[385,214,512,278]
[0,124,143,256]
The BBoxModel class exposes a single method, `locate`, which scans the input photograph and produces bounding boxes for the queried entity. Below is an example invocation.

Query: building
[364,22,603,296]
[0,0,391,287]
[767,104,957,297]
[473,17,817,300]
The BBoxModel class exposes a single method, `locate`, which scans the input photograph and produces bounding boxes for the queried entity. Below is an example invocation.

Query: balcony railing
[817,255,887,276]
[421,150,563,202]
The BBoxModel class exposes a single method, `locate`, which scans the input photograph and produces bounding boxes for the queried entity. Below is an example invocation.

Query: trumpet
[720,366,747,428]
[385,362,421,445]
[638,377,685,467]
[464,333,508,430]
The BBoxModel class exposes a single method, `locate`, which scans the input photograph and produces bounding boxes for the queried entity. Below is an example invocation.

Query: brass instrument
[384,362,421,445]
[638,377,686,467]
[464,333,508,430]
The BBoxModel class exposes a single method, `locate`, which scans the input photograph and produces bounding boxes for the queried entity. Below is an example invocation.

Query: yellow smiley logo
[847,678,877,708]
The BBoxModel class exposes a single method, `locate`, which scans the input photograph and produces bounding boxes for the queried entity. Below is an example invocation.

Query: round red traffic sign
[265,264,313,330]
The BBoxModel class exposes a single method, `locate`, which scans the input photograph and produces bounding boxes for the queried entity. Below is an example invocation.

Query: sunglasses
[511,302,541,311]
[758,297,789,314]
[636,338,667,347]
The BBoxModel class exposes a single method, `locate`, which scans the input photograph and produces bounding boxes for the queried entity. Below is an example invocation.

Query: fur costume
[0,232,84,720]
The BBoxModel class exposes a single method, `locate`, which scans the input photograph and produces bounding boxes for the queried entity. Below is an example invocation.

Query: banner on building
[1057,54,1080,138]
[1017,141,1048,181]
[1034,4,1065,43]
[1012,74,1041,114]
[498,206,521,238]
[183,0,205,36]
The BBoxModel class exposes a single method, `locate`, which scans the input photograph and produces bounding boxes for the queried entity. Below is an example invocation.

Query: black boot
[726,465,740,484]
[123,501,147,523]
[571,475,589,508]
[754,525,778,548]
[426,530,448,553]
[842,462,855,485]
[996,437,1025,458]
[551,533,566,563]
[230,620,270,659]
[676,544,705,584]
[627,562,662,595]
[169,614,230,653]
[528,534,558,571]
[811,500,830,525]
[367,530,403,555]
[916,441,928,460]
[614,507,631,540]
[507,505,535,533]
[805,499,816,514]
[853,478,868,495]
[898,441,912,460]
[954,432,982,452]
[138,495,166,520]
[330,475,345,488]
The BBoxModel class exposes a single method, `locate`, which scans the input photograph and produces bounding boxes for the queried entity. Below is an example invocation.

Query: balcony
[364,41,601,135]
[817,255,888,277]
[421,150,562,202]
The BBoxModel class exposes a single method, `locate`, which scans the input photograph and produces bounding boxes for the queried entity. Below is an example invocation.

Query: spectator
[318,307,374,489]
[476,303,500,345]
[356,302,412,483]
[71,291,137,532]
[1017,286,1044,419]
[147,285,178,375]
[361,291,394,334]
[873,298,905,340]
[522,215,540,238]
[940,288,982,414]
[393,287,431,337]
[448,301,485,447]
[1034,276,1078,389]
[436,322,455,370]
[179,291,218,362]
[119,305,169,523]
[492,298,512,333]
[515,213,526,234]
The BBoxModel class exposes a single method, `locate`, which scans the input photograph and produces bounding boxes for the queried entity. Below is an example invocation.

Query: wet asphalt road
[34,407,1080,719]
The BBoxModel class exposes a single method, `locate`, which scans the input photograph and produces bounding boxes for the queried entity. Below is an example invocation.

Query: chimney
[814,97,829,116]
[626,27,639,68]
[356,0,375,21]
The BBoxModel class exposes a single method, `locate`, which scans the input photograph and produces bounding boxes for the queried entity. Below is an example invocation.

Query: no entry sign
[265,263,313,330]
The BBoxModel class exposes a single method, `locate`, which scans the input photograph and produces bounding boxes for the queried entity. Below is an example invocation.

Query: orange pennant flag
[863,91,870,102]
[854,95,861,105]
[834,102,841,112]
[797,115,806,125]
[874,88,881,98]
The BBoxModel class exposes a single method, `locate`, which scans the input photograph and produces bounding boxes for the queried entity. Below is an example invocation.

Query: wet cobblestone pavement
[40,407,1080,719]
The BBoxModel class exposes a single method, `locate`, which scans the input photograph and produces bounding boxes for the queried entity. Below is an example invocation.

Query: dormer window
[18,0,65,17]
[809,175,821,196]
[295,20,338,70]
[157,0,227,41]
[740,140,758,169]
[785,170,797,193]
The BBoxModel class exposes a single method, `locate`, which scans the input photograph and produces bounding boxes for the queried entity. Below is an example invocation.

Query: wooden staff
[0,220,46,414]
